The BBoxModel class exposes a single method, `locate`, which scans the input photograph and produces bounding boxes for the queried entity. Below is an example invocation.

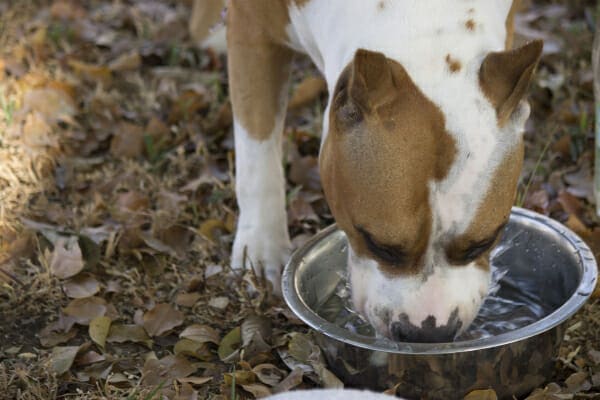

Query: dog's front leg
[228,5,294,295]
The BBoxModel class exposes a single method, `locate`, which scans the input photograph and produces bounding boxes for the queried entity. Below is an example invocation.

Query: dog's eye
[356,226,406,266]
[462,237,496,262]
[448,223,506,264]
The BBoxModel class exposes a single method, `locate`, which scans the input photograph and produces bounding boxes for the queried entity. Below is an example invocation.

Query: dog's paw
[231,226,291,296]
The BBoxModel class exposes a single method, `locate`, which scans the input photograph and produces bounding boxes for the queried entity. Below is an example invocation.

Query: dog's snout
[390,309,463,343]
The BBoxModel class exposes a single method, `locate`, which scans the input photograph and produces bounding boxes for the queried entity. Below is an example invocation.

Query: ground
[0,0,599,399]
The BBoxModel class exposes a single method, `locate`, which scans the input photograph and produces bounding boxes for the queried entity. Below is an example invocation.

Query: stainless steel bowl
[282,207,597,399]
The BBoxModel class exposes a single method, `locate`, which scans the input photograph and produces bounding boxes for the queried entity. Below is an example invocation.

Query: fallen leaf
[23,86,76,124]
[175,292,201,307]
[208,296,229,310]
[177,382,199,400]
[49,346,80,375]
[108,51,141,71]
[272,367,304,394]
[592,372,600,388]
[551,134,572,158]
[39,321,77,347]
[76,361,113,383]
[557,190,584,216]
[464,389,498,400]
[565,371,591,392]
[22,112,54,149]
[106,372,130,386]
[50,0,86,19]
[179,324,220,345]
[241,315,272,357]
[218,326,241,362]
[288,195,319,223]
[177,376,212,386]
[89,316,111,348]
[523,189,550,214]
[142,355,196,387]
[312,363,343,389]
[107,324,152,347]
[241,383,272,398]
[588,349,600,365]
[50,236,85,279]
[198,219,229,243]
[287,333,316,364]
[288,76,327,110]
[565,214,591,237]
[173,339,213,361]
[204,264,223,279]
[63,273,100,298]
[75,350,105,366]
[168,90,207,123]
[63,296,107,325]
[206,101,232,132]
[224,370,255,386]
[145,116,170,140]
[143,303,184,336]
[564,164,594,204]
[289,155,321,192]
[68,59,112,86]
[110,122,145,158]
[252,364,285,387]
[113,191,150,225]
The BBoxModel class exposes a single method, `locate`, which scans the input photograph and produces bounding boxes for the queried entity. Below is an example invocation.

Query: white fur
[349,247,490,336]
[231,119,291,295]
[266,389,399,400]
[202,25,227,53]
[284,1,529,335]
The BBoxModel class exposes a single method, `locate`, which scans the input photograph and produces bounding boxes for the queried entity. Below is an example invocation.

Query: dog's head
[319,42,542,342]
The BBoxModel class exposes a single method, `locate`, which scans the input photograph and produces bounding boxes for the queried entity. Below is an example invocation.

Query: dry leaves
[143,303,184,337]
[49,346,80,375]
[89,316,111,348]
[50,236,85,279]
[63,297,107,325]
[107,324,153,348]
[63,274,100,298]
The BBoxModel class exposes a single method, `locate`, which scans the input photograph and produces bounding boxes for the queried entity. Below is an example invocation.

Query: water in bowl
[316,257,554,342]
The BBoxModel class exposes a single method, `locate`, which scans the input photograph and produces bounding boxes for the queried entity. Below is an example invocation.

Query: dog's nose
[390,311,462,343]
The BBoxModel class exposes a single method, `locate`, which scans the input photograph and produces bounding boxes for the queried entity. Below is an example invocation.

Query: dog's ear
[347,49,400,112]
[479,40,543,125]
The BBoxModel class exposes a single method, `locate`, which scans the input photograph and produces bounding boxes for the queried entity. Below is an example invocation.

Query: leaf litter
[0,0,599,399]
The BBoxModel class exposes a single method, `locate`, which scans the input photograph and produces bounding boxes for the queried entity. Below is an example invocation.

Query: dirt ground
[0,0,599,399]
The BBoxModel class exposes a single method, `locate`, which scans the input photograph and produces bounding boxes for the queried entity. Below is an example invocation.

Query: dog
[191,0,542,343]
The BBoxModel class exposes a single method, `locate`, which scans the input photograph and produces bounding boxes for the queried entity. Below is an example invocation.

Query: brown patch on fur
[479,40,542,126]
[320,50,457,276]
[378,1,386,11]
[505,0,519,49]
[445,54,462,73]
[446,141,524,270]
[465,19,476,31]
[226,1,295,141]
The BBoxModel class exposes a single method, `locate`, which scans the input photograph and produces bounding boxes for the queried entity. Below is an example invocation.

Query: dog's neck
[286,1,512,95]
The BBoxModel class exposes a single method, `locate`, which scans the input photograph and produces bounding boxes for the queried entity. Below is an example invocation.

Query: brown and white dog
[191,0,542,342]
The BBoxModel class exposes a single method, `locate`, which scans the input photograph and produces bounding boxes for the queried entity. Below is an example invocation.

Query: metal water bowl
[282,208,597,399]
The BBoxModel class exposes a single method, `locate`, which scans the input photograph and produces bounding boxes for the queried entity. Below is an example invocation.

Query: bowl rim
[282,207,598,355]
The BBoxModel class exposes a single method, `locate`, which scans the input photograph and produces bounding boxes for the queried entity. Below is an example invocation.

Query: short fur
[192,0,542,341]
